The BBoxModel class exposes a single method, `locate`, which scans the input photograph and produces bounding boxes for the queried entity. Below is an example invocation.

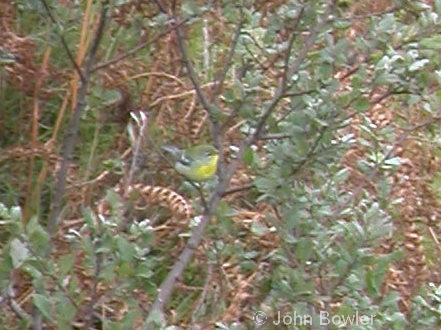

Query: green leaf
[9,238,30,268]
[250,221,269,237]
[240,259,257,272]
[117,236,135,262]
[295,238,314,263]
[335,259,349,276]
[254,176,279,194]
[80,236,95,257]
[10,206,23,223]
[33,293,53,321]
[383,156,402,168]
[420,35,441,49]
[366,256,389,296]
[181,0,204,16]
[135,262,154,279]
[26,217,50,255]
[145,308,166,328]
[117,260,135,277]
[242,146,254,166]
[25,216,40,235]
[333,20,351,29]
[409,59,429,72]
[57,254,75,275]
[83,208,97,233]
[353,97,371,112]
[100,260,117,282]
[120,307,142,329]
[436,0,441,13]
[333,168,350,183]
[380,291,401,308]
[318,62,333,79]
[55,294,76,327]
[29,228,50,255]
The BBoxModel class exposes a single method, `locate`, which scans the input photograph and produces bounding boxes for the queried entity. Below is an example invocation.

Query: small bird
[161,144,218,181]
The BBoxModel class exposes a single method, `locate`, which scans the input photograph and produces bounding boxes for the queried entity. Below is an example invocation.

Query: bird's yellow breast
[194,155,218,180]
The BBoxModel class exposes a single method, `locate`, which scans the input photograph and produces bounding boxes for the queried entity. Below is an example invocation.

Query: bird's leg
[188,180,208,211]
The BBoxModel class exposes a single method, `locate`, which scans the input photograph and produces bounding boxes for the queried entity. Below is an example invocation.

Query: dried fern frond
[127,184,194,219]
[189,109,209,140]
[0,145,58,164]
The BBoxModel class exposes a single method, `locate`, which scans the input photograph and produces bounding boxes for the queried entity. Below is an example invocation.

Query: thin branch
[84,227,103,329]
[152,0,167,13]
[124,112,148,193]
[257,133,294,141]
[92,17,192,72]
[170,7,231,182]
[149,209,211,314]
[222,183,254,196]
[211,8,244,170]
[202,17,210,72]
[290,124,330,176]
[251,3,336,144]
[150,4,237,314]
[47,1,109,236]
[212,8,244,99]
[281,6,305,89]
[148,3,335,318]
[2,279,32,325]
[39,0,85,82]
[172,17,213,116]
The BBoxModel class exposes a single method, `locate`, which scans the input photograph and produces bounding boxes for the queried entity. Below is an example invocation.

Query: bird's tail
[161,144,183,160]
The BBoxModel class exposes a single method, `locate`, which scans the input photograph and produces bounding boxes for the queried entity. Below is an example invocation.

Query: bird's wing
[179,153,194,166]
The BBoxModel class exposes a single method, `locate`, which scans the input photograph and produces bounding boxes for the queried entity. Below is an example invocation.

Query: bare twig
[124,112,149,192]
[222,183,254,196]
[190,262,213,326]
[173,18,213,117]
[212,8,244,100]
[92,17,192,72]
[3,281,32,324]
[211,7,244,169]
[39,0,85,82]
[34,3,109,328]
[47,2,109,236]
[281,6,305,89]
[148,2,335,318]
[250,4,334,145]
[84,226,103,329]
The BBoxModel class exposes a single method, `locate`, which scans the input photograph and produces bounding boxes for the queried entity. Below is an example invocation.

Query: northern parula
[161,144,218,181]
